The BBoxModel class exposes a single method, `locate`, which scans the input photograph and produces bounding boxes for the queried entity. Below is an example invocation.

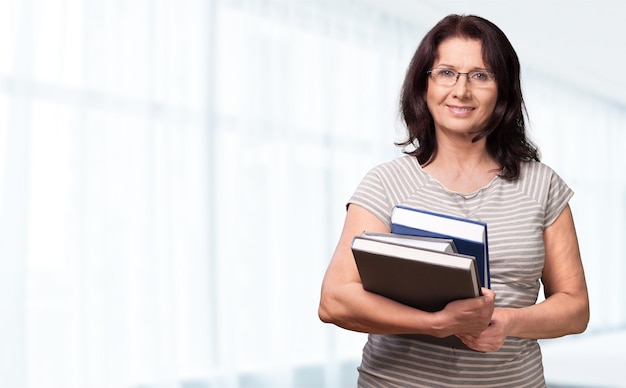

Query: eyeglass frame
[426,68,496,87]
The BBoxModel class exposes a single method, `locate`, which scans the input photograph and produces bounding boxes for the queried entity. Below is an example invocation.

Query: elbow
[318,303,332,324]
[318,296,361,333]
[572,304,590,334]
[318,285,352,326]
[570,318,588,335]
[566,297,590,335]
[318,281,365,331]
[318,292,338,324]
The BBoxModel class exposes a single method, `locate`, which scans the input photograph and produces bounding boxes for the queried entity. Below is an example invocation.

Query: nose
[452,73,471,98]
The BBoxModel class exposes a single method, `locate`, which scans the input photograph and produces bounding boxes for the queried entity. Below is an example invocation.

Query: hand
[456,308,510,352]
[433,288,495,338]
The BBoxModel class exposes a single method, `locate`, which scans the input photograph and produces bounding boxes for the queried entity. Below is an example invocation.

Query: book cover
[391,205,490,288]
[352,234,481,350]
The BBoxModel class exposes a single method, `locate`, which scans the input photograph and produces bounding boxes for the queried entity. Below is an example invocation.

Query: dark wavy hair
[398,14,539,180]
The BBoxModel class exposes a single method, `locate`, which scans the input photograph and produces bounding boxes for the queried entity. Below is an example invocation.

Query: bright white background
[0,1,624,387]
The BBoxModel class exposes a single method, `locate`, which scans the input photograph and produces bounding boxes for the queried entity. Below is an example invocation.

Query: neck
[422,141,501,194]
[430,138,498,172]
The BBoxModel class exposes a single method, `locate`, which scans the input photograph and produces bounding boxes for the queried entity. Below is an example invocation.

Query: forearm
[318,282,442,336]
[500,291,589,340]
[319,280,495,338]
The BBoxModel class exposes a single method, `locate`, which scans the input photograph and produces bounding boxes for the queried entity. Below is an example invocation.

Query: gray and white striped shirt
[350,155,573,387]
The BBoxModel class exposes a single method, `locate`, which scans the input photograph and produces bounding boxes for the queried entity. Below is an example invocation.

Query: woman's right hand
[431,288,496,338]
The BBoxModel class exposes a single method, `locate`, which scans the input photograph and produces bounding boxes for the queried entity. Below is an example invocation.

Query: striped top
[350,155,573,388]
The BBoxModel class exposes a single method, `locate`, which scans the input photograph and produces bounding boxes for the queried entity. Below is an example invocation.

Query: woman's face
[426,37,497,139]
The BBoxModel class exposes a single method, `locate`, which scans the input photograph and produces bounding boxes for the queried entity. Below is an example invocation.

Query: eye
[435,69,457,78]
[470,71,493,82]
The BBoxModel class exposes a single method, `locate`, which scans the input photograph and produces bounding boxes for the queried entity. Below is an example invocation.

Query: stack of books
[351,205,490,350]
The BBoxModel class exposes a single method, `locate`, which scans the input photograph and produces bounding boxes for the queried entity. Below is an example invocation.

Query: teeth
[451,107,472,112]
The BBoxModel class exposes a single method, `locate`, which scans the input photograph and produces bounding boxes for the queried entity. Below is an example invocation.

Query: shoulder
[519,160,559,178]
[517,160,573,226]
[517,160,570,193]
[362,155,430,197]
[355,155,425,198]
[349,155,425,227]
[366,155,423,182]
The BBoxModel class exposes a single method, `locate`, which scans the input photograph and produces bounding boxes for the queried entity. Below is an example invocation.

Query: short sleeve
[544,168,574,228]
[348,166,394,228]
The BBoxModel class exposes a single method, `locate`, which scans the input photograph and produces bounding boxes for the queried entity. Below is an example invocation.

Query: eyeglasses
[427,68,496,87]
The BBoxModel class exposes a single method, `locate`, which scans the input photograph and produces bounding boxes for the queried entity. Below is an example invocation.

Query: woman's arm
[318,204,495,338]
[457,204,590,351]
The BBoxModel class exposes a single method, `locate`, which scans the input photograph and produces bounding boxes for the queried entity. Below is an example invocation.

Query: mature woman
[318,14,589,387]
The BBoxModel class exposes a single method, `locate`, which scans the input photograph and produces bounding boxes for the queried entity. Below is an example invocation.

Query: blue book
[391,205,490,288]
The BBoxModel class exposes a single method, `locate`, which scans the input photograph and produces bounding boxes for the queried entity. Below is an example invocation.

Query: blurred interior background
[0,0,624,387]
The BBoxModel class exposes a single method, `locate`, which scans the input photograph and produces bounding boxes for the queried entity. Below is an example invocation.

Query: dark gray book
[352,232,482,351]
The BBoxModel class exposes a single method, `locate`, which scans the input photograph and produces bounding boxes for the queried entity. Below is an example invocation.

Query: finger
[455,333,477,342]
[481,287,496,300]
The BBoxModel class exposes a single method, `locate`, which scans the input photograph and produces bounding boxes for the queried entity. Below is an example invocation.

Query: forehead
[434,37,485,66]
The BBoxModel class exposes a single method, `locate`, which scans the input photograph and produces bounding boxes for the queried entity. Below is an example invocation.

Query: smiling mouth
[448,106,474,113]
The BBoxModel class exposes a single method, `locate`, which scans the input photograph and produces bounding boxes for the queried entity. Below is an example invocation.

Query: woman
[318,14,589,387]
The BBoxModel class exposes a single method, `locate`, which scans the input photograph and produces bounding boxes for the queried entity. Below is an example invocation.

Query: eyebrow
[432,63,489,71]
